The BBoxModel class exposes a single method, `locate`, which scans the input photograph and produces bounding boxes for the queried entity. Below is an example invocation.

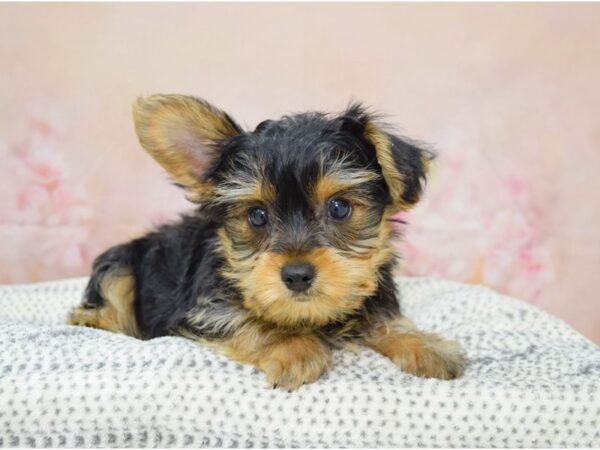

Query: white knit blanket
[0,277,599,448]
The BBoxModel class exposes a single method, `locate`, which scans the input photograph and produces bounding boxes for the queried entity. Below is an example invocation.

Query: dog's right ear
[132,94,242,201]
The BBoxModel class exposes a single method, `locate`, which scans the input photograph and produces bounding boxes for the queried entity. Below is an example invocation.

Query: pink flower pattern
[397,153,555,305]
[0,117,93,281]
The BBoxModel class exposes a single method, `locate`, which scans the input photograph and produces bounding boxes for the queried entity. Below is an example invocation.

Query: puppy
[68,95,466,389]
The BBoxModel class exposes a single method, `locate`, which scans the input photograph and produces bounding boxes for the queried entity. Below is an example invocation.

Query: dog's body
[69,95,466,389]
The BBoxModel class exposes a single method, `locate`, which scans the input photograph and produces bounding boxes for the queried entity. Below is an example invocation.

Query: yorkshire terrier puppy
[68,95,466,389]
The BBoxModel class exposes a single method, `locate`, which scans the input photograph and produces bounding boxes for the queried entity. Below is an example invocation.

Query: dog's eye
[328,197,352,221]
[248,207,268,228]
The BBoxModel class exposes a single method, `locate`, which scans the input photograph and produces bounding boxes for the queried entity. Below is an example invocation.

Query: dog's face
[133,95,431,328]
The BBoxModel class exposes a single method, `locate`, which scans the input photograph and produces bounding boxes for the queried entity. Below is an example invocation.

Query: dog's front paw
[392,333,466,380]
[258,335,332,390]
[367,320,466,380]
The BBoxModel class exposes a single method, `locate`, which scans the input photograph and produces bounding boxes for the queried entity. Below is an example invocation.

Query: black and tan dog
[68,95,466,389]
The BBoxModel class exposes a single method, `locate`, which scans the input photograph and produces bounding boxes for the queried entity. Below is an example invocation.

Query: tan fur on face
[365,316,466,380]
[212,154,276,213]
[132,95,240,203]
[223,246,383,328]
[214,176,276,208]
[313,165,381,206]
[68,271,140,338]
[217,195,398,328]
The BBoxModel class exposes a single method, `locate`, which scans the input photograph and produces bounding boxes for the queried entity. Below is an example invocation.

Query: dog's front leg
[257,334,332,390]
[364,316,466,380]
[209,323,333,390]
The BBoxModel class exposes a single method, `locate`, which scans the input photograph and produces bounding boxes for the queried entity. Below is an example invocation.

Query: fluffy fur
[68,95,466,389]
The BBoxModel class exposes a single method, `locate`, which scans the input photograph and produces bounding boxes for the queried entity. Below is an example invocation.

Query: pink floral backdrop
[0,3,598,344]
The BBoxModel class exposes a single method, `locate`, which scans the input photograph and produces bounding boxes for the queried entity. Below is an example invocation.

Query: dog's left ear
[340,104,434,212]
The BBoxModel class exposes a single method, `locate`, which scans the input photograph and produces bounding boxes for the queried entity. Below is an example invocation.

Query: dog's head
[133,95,432,328]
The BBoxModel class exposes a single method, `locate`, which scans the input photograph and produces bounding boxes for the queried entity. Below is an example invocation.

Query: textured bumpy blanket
[0,277,599,448]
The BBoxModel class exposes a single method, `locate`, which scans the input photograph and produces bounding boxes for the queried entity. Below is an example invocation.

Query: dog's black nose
[281,263,315,293]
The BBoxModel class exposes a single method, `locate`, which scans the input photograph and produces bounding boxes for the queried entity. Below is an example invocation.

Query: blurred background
[0,3,598,344]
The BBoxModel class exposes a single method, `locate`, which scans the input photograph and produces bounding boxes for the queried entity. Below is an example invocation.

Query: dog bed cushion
[0,277,599,448]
